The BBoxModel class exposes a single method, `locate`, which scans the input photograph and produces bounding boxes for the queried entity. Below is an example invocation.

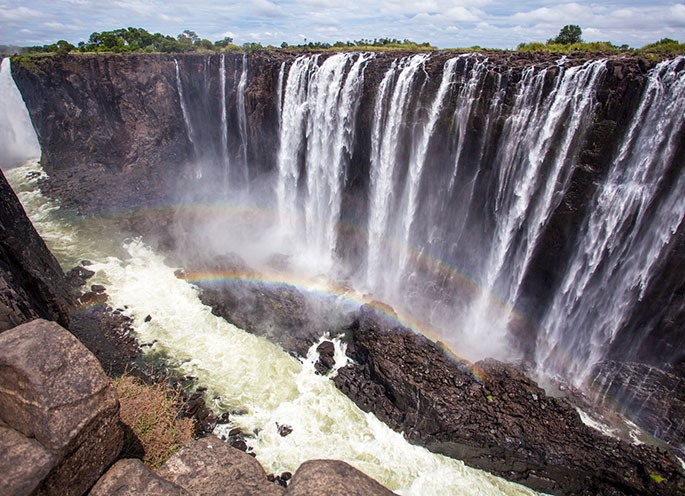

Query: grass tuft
[114,374,195,468]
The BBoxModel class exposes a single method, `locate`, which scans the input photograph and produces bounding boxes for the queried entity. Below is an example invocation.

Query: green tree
[552,25,583,45]
[54,40,75,55]
[214,36,234,48]
[177,30,199,47]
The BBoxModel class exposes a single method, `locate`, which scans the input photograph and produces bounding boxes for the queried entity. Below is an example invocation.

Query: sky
[1,1,684,49]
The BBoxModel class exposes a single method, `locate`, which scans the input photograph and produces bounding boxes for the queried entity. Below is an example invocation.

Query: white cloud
[670,4,685,22]
[0,6,42,21]
[159,14,183,23]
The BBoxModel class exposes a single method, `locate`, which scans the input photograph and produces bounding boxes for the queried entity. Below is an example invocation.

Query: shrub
[517,41,619,54]
[114,374,195,468]
[640,38,685,54]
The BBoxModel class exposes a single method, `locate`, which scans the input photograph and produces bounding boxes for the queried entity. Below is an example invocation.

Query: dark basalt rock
[0,169,71,331]
[67,302,140,377]
[314,340,336,375]
[178,255,352,358]
[334,305,685,495]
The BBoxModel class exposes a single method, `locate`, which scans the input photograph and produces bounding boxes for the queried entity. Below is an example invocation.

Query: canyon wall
[11,52,685,451]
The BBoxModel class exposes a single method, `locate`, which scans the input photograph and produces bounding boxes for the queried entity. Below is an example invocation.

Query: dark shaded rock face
[177,256,353,357]
[11,54,190,215]
[10,52,287,217]
[334,306,685,495]
[0,168,70,331]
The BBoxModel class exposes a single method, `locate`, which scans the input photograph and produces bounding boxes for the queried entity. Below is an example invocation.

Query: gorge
[1,50,684,494]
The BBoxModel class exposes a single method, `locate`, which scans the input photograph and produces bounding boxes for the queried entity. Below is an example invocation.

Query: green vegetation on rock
[12,25,685,57]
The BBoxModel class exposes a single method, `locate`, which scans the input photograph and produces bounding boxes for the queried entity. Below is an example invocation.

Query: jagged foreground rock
[90,459,190,496]
[0,319,397,495]
[94,447,394,496]
[156,436,284,496]
[333,305,685,495]
[0,319,122,496]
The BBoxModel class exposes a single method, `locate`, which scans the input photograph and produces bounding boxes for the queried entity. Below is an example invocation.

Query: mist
[0,58,40,169]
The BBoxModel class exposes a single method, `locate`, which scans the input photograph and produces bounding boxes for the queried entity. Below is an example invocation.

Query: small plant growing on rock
[114,374,195,468]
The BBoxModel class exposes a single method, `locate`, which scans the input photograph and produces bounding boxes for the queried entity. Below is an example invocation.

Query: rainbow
[178,267,491,384]
[57,195,538,388]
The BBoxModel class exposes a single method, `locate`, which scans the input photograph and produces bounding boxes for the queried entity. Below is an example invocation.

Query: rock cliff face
[13,51,682,368]
[11,52,287,214]
[334,306,684,495]
[10,51,685,470]
[0,168,70,331]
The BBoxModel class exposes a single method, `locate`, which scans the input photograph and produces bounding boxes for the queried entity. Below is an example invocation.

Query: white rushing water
[536,56,685,383]
[276,53,372,273]
[460,60,608,361]
[366,54,429,292]
[0,58,41,168]
[5,160,539,496]
[237,53,250,184]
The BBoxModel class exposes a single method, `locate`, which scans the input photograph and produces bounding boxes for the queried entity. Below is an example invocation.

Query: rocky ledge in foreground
[334,305,684,495]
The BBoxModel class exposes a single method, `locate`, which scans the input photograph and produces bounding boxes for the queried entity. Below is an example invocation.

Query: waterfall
[448,56,494,192]
[14,51,683,396]
[237,54,249,184]
[174,59,200,178]
[396,57,459,280]
[460,60,608,360]
[0,58,40,168]
[276,53,370,271]
[277,61,286,123]
[219,54,231,188]
[365,54,429,292]
[168,53,684,387]
[536,57,685,383]
[276,55,319,236]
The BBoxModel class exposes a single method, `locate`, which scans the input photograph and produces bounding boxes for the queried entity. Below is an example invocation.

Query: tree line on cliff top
[15,25,685,56]
[20,27,433,55]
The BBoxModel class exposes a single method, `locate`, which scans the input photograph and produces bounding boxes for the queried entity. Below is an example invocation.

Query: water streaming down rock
[269,53,684,381]
[460,59,609,360]
[276,53,371,272]
[366,54,430,292]
[237,54,250,185]
[0,58,40,167]
[219,54,231,188]
[537,57,685,384]
[277,61,286,123]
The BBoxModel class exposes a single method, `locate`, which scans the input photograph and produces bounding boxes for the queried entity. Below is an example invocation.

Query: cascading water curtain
[537,57,685,384]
